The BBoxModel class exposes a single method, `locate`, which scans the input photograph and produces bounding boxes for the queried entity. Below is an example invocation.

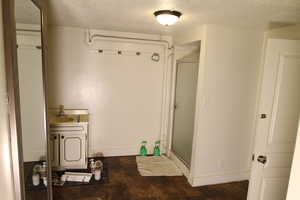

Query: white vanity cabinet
[50,123,88,169]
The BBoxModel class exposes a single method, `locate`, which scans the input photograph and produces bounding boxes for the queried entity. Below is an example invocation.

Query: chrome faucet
[57,105,65,117]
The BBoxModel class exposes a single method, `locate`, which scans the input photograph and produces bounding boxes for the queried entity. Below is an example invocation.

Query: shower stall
[171,46,200,168]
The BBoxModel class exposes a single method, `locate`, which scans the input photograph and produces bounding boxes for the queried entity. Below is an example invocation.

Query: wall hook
[151,53,160,62]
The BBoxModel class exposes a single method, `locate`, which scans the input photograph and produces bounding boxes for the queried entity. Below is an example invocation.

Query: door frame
[168,62,191,177]
[170,60,199,166]
[2,0,24,199]
[246,37,268,200]
[2,0,52,199]
[166,43,202,183]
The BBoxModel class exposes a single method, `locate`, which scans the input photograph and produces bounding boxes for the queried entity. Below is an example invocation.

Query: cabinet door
[50,133,59,168]
[60,133,86,168]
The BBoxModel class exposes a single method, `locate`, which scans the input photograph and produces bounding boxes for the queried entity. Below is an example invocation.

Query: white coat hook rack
[86,29,173,50]
[90,48,158,59]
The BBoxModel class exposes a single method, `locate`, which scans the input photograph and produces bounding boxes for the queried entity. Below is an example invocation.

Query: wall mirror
[14,0,51,199]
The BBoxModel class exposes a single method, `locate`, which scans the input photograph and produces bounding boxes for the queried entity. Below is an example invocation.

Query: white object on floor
[43,177,47,186]
[94,169,101,181]
[136,155,183,176]
[61,172,92,182]
[32,174,40,186]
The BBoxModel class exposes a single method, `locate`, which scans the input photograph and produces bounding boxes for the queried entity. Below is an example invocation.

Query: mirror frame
[2,0,52,199]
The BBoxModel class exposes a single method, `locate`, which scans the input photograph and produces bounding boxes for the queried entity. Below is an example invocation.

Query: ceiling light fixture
[154,10,182,26]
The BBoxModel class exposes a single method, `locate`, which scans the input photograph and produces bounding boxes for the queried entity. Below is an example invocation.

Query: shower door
[171,61,199,167]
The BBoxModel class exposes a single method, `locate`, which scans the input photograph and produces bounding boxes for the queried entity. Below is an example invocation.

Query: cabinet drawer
[50,126,85,132]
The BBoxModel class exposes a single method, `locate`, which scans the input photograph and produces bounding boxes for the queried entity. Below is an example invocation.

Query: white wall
[0,0,16,199]
[173,26,204,45]
[188,25,264,186]
[17,32,46,162]
[48,26,172,156]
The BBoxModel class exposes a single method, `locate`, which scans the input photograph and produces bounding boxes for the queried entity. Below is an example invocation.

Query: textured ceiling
[19,0,300,34]
[15,0,40,24]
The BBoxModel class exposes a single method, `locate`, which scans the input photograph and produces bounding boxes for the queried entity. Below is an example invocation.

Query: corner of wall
[189,24,263,186]
[173,25,205,45]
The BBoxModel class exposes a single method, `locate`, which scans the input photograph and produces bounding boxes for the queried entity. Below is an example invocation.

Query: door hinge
[252,154,255,161]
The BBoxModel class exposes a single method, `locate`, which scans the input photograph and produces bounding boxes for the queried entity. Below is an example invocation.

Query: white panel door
[60,133,86,168]
[248,39,300,200]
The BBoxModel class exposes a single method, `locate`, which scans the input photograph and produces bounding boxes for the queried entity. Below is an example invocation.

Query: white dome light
[154,10,182,26]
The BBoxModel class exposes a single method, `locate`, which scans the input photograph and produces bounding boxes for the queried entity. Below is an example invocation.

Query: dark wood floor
[28,156,249,200]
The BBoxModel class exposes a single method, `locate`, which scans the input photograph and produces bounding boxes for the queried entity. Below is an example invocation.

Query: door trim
[35,1,53,198]
[2,0,24,199]
[268,53,300,146]
[167,44,202,182]
[2,0,52,199]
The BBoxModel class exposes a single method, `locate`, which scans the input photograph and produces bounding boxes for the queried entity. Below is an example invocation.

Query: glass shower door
[171,60,199,167]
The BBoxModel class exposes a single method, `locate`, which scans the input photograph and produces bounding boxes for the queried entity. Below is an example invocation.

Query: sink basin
[52,117,76,123]
[49,109,89,124]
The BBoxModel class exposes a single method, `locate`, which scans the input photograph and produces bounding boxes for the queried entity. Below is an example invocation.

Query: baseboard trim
[90,142,168,157]
[168,151,190,178]
[190,170,250,187]
[90,146,139,157]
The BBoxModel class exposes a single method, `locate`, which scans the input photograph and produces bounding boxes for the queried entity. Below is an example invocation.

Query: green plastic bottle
[153,140,160,156]
[140,141,148,156]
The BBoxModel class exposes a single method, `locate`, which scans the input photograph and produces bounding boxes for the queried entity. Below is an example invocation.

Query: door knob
[257,155,267,164]
[61,135,64,139]
[54,136,57,140]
